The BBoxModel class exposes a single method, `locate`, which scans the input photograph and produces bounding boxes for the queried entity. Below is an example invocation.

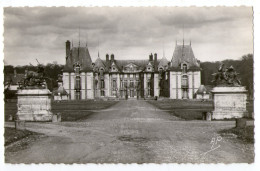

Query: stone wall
[212,87,248,119]
[16,89,53,121]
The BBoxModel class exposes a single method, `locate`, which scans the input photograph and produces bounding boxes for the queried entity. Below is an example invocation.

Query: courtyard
[4,100,254,163]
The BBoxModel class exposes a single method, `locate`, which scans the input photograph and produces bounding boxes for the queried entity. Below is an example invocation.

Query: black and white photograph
[2,4,256,167]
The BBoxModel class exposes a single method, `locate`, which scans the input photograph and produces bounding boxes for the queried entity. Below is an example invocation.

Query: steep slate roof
[63,46,93,72]
[158,56,169,68]
[94,57,107,72]
[170,44,200,71]
[97,59,161,72]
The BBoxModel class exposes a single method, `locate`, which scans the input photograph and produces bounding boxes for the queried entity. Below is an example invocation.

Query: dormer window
[74,64,81,76]
[182,64,187,73]
[99,68,104,77]
[111,66,118,72]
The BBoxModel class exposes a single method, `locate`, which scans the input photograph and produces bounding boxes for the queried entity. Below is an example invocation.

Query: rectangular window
[130,80,134,88]
[101,80,105,89]
[120,80,123,88]
[101,90,105,96]
[147,81,151,89]
[75,77,81,90]
[75,67,80,75]
[135,80,139,88]
[124,80,128,88]
[75,91,81,100]
[113,80,117,89]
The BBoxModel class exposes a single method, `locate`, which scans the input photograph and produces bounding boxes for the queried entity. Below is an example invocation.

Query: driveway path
[5,100,254,163]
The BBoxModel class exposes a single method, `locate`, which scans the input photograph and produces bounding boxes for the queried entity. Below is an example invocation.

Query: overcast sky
[4,7,253,66]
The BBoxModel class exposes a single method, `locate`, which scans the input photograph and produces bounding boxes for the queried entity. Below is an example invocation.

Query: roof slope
[63,46,93,72]
[158,56,169,68]
[171,44,200,70]
[94,57,107,71]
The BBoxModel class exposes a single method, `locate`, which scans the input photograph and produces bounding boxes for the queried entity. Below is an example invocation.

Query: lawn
[148,99,254,120]
[4,127,40,146]
[5,100,119,122]
[148,100,213,120]
[219,126,254,144]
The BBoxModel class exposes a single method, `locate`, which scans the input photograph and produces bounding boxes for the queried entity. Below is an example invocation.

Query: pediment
[124,63,139,69]
[111,61,119,72]
[123,63,139,72]
[146,62,154,72]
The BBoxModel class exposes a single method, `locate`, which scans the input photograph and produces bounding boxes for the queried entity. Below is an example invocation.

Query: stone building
[169,42,201,99]
[62,40,201,100]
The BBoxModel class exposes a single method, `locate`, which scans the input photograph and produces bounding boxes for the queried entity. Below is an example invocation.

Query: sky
[3,7,253,66]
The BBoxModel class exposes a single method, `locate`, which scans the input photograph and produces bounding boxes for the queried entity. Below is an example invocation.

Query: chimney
[154,53,157,71]
[111,54,114,62]
[14,69,17,77]
[106,54,109,63]
[149,53,153,61]
[154,53,157,62]
[66,40,71,58]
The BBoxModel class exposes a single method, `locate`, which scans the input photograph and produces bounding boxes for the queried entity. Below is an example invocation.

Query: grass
[148,100,213,120]
[219,126,254,144]
[4,100,17,121]
[148,99,214,110]
[5,100,118,122]
[4,127,40,146]
[52,100,118,121]
[148,99,254,120]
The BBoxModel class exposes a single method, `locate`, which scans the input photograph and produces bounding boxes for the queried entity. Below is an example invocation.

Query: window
[95,80,98,89]
[99,68,104,77]
[124,80,128,88]
[75,91,81,100]
[120,80,123,88]
[147,80,151,96]
[75,77,81,90]
[101,80,105,89]
[130,80,134,88]
[75,66,80,75]
[147,81,151,89]
[100,79,105,97]
[159,69,163,80]
[181,75,188,88]
[135,80,139,88]
[113,80,117,89]
[101,90,105,96]
[183,64,187,73]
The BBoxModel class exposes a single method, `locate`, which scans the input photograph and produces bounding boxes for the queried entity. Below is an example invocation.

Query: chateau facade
[62,40,201,100]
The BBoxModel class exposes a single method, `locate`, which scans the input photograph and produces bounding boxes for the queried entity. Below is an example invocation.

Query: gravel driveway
[5,100,254,163]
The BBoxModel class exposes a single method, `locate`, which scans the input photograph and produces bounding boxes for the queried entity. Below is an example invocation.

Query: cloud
[3,7,253,66]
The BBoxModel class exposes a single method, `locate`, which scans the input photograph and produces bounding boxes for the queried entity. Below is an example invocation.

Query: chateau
[62,40,201,100]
